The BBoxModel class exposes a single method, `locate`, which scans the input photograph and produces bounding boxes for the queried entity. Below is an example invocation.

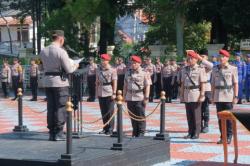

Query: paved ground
[0,94,249,166]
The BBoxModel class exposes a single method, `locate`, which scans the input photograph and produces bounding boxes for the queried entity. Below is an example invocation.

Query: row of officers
[0,58,39,101]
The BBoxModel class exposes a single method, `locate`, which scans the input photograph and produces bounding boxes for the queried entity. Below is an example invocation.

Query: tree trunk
[32,0,36,54]
[176,11,184,56]
[36,0,42,53]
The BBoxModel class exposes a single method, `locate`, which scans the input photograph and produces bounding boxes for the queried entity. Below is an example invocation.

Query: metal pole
[61,98,73,160]
[13,88,29,132]
[154,91,168,140]
[111,90,123,150]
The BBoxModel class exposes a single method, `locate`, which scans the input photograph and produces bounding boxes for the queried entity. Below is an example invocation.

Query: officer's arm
[60,50,78,73]
[123,80,127,99]
[233,67,239,101]
[201,59,213,70]
[144,85,150,99]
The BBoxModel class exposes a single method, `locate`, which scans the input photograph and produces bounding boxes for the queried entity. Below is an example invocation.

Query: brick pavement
[0,96,249,166]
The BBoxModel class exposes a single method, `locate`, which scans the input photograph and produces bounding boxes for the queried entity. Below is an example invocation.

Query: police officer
[86,57,97,102]
[180,50,206,139]
[40,30,79,141]
[115,57,126,92]
[29,59,39,101]
[123,55,151,137]
[11,58,23,100]
[161,60,173,103]
[96,54,117,135]
[211,49,238,144]
[170,59,178,99]
[1,60,11,98]
[199,50,213,133]
[155,57,163,99]
[245,54,250,102]
[143,57,156,102]
[232,52,246,104]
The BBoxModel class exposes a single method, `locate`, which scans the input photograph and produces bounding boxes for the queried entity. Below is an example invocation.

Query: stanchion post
[13,88,29,132]
[154,91,169,140]
[111,90,123,150]
[61,98,73,160]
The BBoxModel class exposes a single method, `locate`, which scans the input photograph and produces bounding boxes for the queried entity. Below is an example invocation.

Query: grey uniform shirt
[200,59,213,92]
[124,67,151,101]
[1,66,11,83]
[87,63,97,76]
[39,43,77,87]
[211,63,238,102]
[181,64,207,102]
[11,63,22,77]
[96,65,117,97]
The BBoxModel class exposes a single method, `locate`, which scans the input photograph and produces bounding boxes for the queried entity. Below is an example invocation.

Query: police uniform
[1,64,11,98]
[181,51,207,139]
[124,55,151,137]
[96,54,117,135]
[199,58,213,133]
[115,62,126,92]
[245,54,250,102]
[161,61,173,103]
[171,61,179,99]
[40,30,78,141]
[86,62,97,102]
[11,61,23,100]
[211,53,220,66]
[155,60,163,99]
[211,49,238,144]
[232,52,246,104]
[29,63,39,101]
[143,61,156,102]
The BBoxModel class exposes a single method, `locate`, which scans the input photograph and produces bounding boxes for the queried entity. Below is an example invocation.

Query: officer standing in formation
[29,59,39,101]
[170,59,178,99]
[123,55,151,137]
[96,54,117,135]
[155,57,163,99]
[143,57,156,102]
[245,54,250,102]
[232,52,246,104]
[11,58,23,101]
[40,30,79,141]
[211,49,238,144]
[211,53,220,66]
[198,50,213,133]
[1,60,11,98]
[86,56,97,102]
[115,57,126,92]
[161,60,173,103]
[181,50,206,139]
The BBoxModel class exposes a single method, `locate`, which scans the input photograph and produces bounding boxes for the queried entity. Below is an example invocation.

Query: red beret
[219,49,230,57]
[131,55,141,63]
[186,50,199,59]
[100,54,111,61]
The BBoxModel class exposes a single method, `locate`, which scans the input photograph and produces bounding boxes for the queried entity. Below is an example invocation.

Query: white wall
[1,26,18,42]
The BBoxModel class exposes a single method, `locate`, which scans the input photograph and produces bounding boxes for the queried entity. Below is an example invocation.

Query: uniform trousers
[2,82,9,97]
[215,102,233,138]
[201,91,211,126]
[127,101,146,137]
[163,77,172,102]
[238,79,244,100]
[30,76,38,99]
[149,75,154,101]
[87,75,96,100]
[12,76,19,98]
[46,87,68,136]
[155,73,162,98]
[245,76,250,101]
[185,102,202,136]
[117,74,125,92]
[98,96,115,132]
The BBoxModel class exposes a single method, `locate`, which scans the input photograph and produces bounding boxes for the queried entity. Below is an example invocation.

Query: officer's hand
[198,95,205,103]
[143,99,149,107]
[75,64,79,69]
[111,94,116,100]
[233,97,238,104]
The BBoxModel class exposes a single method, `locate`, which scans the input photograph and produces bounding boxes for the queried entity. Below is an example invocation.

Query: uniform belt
[1,77,7,79]
[45,72,61,76]
[102,82,112,86]
[128,89,144,93]
[215,86,233,89]
[184,86,200,90]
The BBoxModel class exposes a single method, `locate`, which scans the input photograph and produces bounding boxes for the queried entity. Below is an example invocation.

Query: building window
[17,27,29,42]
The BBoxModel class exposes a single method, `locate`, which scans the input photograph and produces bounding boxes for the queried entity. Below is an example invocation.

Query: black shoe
[184,134,192,139]
[30,98,37,101]
[191,134,199,139]
[237,99,242,104]
[137,133,145,137]
[11,97,17,101]
[54,134,66,141]
[99,130,106,134]
[49,134,54,141]
[105,130,113,135]
[201,126,209,133]
[217,139,223,144]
